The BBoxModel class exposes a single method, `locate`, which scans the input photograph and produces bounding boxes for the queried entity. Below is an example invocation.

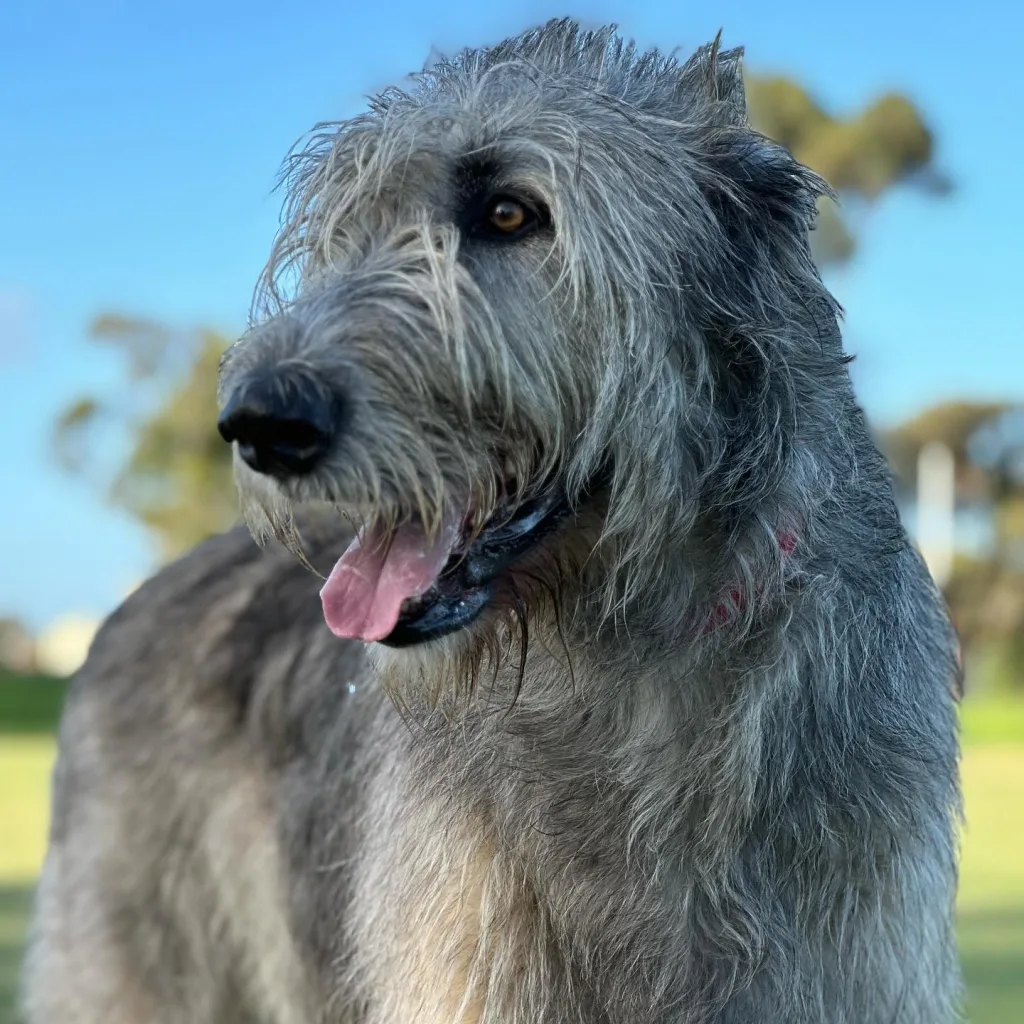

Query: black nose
[218,367,337,478]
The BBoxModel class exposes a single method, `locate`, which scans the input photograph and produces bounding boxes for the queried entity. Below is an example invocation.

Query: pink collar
[703,529,798,635]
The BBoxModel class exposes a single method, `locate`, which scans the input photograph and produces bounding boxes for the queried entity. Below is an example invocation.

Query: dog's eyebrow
[451,158,503,208]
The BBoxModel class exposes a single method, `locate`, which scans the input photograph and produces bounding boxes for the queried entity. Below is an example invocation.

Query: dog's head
[218,19,839,658]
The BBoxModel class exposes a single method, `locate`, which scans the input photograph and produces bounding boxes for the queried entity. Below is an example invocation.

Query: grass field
[2,677,1023,1021]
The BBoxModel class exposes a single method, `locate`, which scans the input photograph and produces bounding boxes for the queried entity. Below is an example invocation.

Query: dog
[21,19,963,1023]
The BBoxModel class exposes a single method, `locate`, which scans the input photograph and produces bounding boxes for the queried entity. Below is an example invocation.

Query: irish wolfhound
[22,19,962,1024]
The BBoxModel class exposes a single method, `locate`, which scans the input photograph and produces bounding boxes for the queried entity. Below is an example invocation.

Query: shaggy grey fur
[22,19,962,1024]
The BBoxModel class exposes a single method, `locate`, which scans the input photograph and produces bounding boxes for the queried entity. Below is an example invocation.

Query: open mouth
[319,485,573,648]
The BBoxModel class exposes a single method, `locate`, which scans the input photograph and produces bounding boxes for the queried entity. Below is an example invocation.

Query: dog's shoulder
[59,508,366,756]
[92,508,346,661]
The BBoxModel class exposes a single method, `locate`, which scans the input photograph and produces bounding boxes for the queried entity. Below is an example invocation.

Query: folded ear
[671,42,832,329]
[682,35,830,226]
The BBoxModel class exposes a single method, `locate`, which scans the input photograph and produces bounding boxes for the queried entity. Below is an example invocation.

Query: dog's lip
[377,485,572,648]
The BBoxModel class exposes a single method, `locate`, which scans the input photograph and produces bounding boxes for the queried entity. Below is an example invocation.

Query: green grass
[960,691,1024,746]
[959,907,1024,1022]
[956,746,1024,1022]
[0,740,55,886]
[1,680,1022,1022]
[0,888,31,1023]
[0,673,66,736]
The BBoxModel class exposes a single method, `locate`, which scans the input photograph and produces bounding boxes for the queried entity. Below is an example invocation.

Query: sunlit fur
[24,19,962,1024]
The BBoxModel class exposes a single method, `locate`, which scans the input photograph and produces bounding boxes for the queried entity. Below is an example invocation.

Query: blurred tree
[882,401,1013,502]
[55,68,948,560]
[745,73,951,265]
[882,401,1024,688]
[54,318,236,561]
[882,401,1024,532]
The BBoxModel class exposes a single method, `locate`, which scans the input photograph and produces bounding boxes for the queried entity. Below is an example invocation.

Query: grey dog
[21,19,962,1024]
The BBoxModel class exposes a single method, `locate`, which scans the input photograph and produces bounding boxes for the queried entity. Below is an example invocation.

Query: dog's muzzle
[219,364,580,648]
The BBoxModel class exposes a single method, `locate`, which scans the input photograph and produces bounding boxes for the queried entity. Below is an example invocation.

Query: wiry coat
[22,20,962,1024]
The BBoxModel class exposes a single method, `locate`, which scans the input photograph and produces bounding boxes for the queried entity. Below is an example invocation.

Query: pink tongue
[320,513,462,643]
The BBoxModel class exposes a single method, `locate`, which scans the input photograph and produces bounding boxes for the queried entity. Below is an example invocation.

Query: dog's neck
[701,528,798,635]
[369,521,801,718]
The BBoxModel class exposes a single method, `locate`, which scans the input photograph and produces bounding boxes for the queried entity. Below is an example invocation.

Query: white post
[917,441,956,588]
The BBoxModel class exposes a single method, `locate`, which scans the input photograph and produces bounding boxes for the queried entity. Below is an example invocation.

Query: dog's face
[218,20,830,654]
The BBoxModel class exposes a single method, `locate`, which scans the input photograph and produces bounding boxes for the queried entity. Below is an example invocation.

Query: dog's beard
[233,429,587,650]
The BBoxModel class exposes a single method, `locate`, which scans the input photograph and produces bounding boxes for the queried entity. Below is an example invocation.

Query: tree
[55,318,236,561]
[744,74,950,265]
[882,400,1024,538]
[881,401,1013,503]
[883,400,1024,687]
[55,69,948,560]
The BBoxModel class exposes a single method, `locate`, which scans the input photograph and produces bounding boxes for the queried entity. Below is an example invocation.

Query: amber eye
[465,192,546,241]
[486,197,528,234]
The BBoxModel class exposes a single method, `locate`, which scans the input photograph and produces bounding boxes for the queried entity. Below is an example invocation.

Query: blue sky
[1,0,1021,631]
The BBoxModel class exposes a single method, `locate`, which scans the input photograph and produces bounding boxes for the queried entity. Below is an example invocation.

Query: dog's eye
[474,195,543,240]
[487,198,528,233]
[460,187,547,243]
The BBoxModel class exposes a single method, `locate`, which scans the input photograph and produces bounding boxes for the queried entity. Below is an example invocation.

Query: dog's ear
[680,35,829,239]
[678,34,748,128]
[691,124,837,351]
[672,41,840,354]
